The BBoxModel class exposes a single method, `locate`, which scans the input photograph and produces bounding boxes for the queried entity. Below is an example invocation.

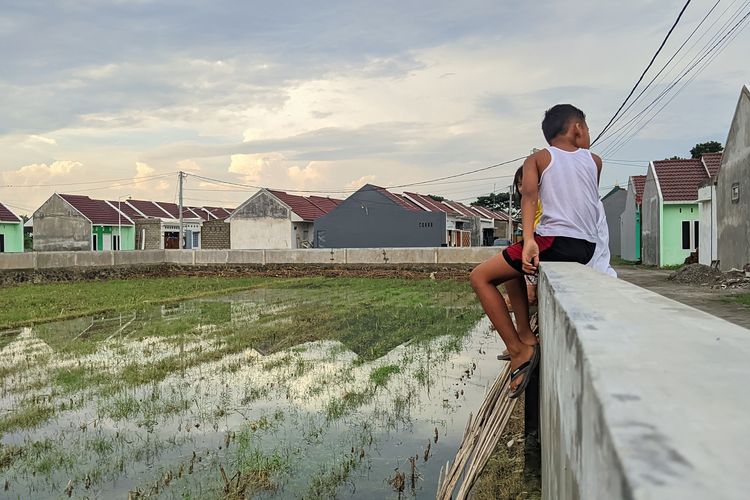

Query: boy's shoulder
[527,148,552,170]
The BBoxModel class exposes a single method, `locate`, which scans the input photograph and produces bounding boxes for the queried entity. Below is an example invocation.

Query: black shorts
[502,234,596,274]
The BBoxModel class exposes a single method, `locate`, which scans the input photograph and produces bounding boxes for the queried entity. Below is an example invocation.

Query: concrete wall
[641,166,660,266]
[33,194,91,251]
[0,222,24,253]
[718,85,750,271]
[602,188,627,256]
[697,184,718,266]
[0,247,503,270]
[230,191,293,249]
[538,262,750,500]
[620,178,640,262]
[201,219,230,249]
[315,184,446,248]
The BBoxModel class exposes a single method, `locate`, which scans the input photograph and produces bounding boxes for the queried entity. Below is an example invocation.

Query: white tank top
[534,146,599,243]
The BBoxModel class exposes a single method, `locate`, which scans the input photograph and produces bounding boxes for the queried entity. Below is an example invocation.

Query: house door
[0,234,4,253]
[102,233,112,250]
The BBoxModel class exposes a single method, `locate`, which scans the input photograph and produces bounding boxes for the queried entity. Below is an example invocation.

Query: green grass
[0,404,55,435]
[0,276,271,328]
[369,364,400,387]
[727,293,750,307]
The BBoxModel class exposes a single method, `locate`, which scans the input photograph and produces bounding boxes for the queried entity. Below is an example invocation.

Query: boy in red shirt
[470,104,601,398]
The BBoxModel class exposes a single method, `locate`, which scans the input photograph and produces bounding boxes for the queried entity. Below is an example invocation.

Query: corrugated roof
[60,194,134,226]
[651,159,708,202]
[403,192,461,215]
[0,202,21,223]
[701,152,723,177]
[107,200,142,220]
[632,175,647,205]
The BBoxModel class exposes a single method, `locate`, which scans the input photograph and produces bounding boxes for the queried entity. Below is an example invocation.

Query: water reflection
[0,287,502,499]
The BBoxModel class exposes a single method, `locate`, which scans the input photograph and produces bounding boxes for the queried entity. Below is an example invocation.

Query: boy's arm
[591,153,603,184]
[520,153,540,272]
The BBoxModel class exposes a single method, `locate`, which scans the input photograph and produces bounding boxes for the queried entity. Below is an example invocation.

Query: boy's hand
[522,239,539,274]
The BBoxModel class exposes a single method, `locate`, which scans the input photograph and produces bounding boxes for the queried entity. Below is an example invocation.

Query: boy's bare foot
[518,329,538,346]
[508,344,536,393]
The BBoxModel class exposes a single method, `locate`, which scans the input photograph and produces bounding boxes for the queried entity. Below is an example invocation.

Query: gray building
[641,167,660,267]
[601,186,627,257]
[314,184,447,248]
[717,85,750,271]
[620,175,646,262]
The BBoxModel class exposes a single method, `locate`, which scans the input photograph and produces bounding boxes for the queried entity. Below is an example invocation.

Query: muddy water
[0,288,504,499]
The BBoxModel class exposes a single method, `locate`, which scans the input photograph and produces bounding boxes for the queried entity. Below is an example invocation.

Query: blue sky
[1,0,748,213]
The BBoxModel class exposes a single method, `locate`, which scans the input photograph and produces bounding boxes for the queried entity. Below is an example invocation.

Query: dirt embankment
[0,264,476,287]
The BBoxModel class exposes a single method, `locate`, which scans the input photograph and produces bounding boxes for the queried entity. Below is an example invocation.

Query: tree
[690,141,723,159]
[473,192,511,212]
[427,194,445,202]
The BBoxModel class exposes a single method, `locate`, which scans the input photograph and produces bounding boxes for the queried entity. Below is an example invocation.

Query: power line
[601,7,750,156]
[0,172,173,189]
[597,1,750,154]
[591,0,693,146]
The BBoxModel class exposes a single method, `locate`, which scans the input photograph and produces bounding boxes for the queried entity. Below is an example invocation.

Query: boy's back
[534,146,600,244]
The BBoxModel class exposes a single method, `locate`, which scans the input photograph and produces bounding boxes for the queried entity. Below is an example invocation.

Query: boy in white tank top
[470,104,601,398]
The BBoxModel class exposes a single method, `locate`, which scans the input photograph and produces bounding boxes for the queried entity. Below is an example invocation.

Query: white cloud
[287,163,320,184]
[228,154,275,184]
[133,161,170,192]
[345,175,376,190]
[135,161,155,178]
[1,160,82,186]
[176,159,201,172]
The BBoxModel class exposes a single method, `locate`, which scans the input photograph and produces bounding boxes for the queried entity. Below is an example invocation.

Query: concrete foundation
[436,247,499,264]
[0,253,35,270]
[538,262,750,499]
[265,248,346,264]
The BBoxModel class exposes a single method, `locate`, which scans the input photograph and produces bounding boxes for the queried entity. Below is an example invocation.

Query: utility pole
[178,171,185,250]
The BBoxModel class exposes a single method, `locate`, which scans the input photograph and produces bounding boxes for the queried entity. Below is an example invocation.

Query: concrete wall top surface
[539,262,750,499]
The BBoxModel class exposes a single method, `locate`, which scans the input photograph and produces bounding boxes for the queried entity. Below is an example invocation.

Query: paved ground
[615,266,750,330]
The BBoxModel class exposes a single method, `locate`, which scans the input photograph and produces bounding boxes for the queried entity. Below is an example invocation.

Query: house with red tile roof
[33,193,136,251]
[641,153,721,266]
[228,188,342,249]
[0,202,24,253]
[33,193,235,251]
[620,175,647,261]
[313,184,511,248]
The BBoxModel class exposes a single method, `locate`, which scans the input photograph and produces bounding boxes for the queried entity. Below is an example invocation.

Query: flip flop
[508,344,541,399]
[497,352,511,361]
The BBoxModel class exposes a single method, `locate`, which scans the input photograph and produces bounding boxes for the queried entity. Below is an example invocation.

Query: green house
[641,155,718,267]
[0,202,24,252]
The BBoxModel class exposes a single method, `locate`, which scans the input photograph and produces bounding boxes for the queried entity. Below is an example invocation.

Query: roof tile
[0,202,21,223]
[60,194,134,225]
[652,159,709,202]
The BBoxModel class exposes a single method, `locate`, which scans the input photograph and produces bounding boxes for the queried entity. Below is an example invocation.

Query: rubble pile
[668,263,750,289]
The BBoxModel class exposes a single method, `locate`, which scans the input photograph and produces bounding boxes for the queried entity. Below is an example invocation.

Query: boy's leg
[504,276,537,346]
[470,254,536,392]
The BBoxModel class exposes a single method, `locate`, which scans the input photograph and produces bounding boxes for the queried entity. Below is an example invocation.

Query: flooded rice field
[0,278,506,499]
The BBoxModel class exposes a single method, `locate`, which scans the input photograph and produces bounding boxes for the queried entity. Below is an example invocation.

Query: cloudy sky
[1,0,748,215]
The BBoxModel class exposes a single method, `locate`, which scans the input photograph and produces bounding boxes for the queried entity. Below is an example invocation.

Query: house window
[681,221,690,250]
[113,234,121,251]
[92,235,98,251]
[192,231,200,248]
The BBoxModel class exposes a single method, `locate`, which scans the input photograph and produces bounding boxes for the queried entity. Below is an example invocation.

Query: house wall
[698,185,718,266]
[314,186,446,248]
[620,181,640,261]
[641,168,660,266]
[292,221,314,248]
[201,219,230,249]
[662,203,700,266]
[0,222,23,252]
[92,225,135,251]
[602,188,627,256]
[135,219,162,250]
[33,194,91,251]
[718,85,750,271]
[230,191,293,249]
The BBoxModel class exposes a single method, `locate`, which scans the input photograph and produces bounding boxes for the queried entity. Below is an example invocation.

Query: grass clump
[0,404,55,437]
[369,364,400,387]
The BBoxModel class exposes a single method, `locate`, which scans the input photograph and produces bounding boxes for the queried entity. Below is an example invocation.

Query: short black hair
[513,166,524,196]
[542,104,586,143]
